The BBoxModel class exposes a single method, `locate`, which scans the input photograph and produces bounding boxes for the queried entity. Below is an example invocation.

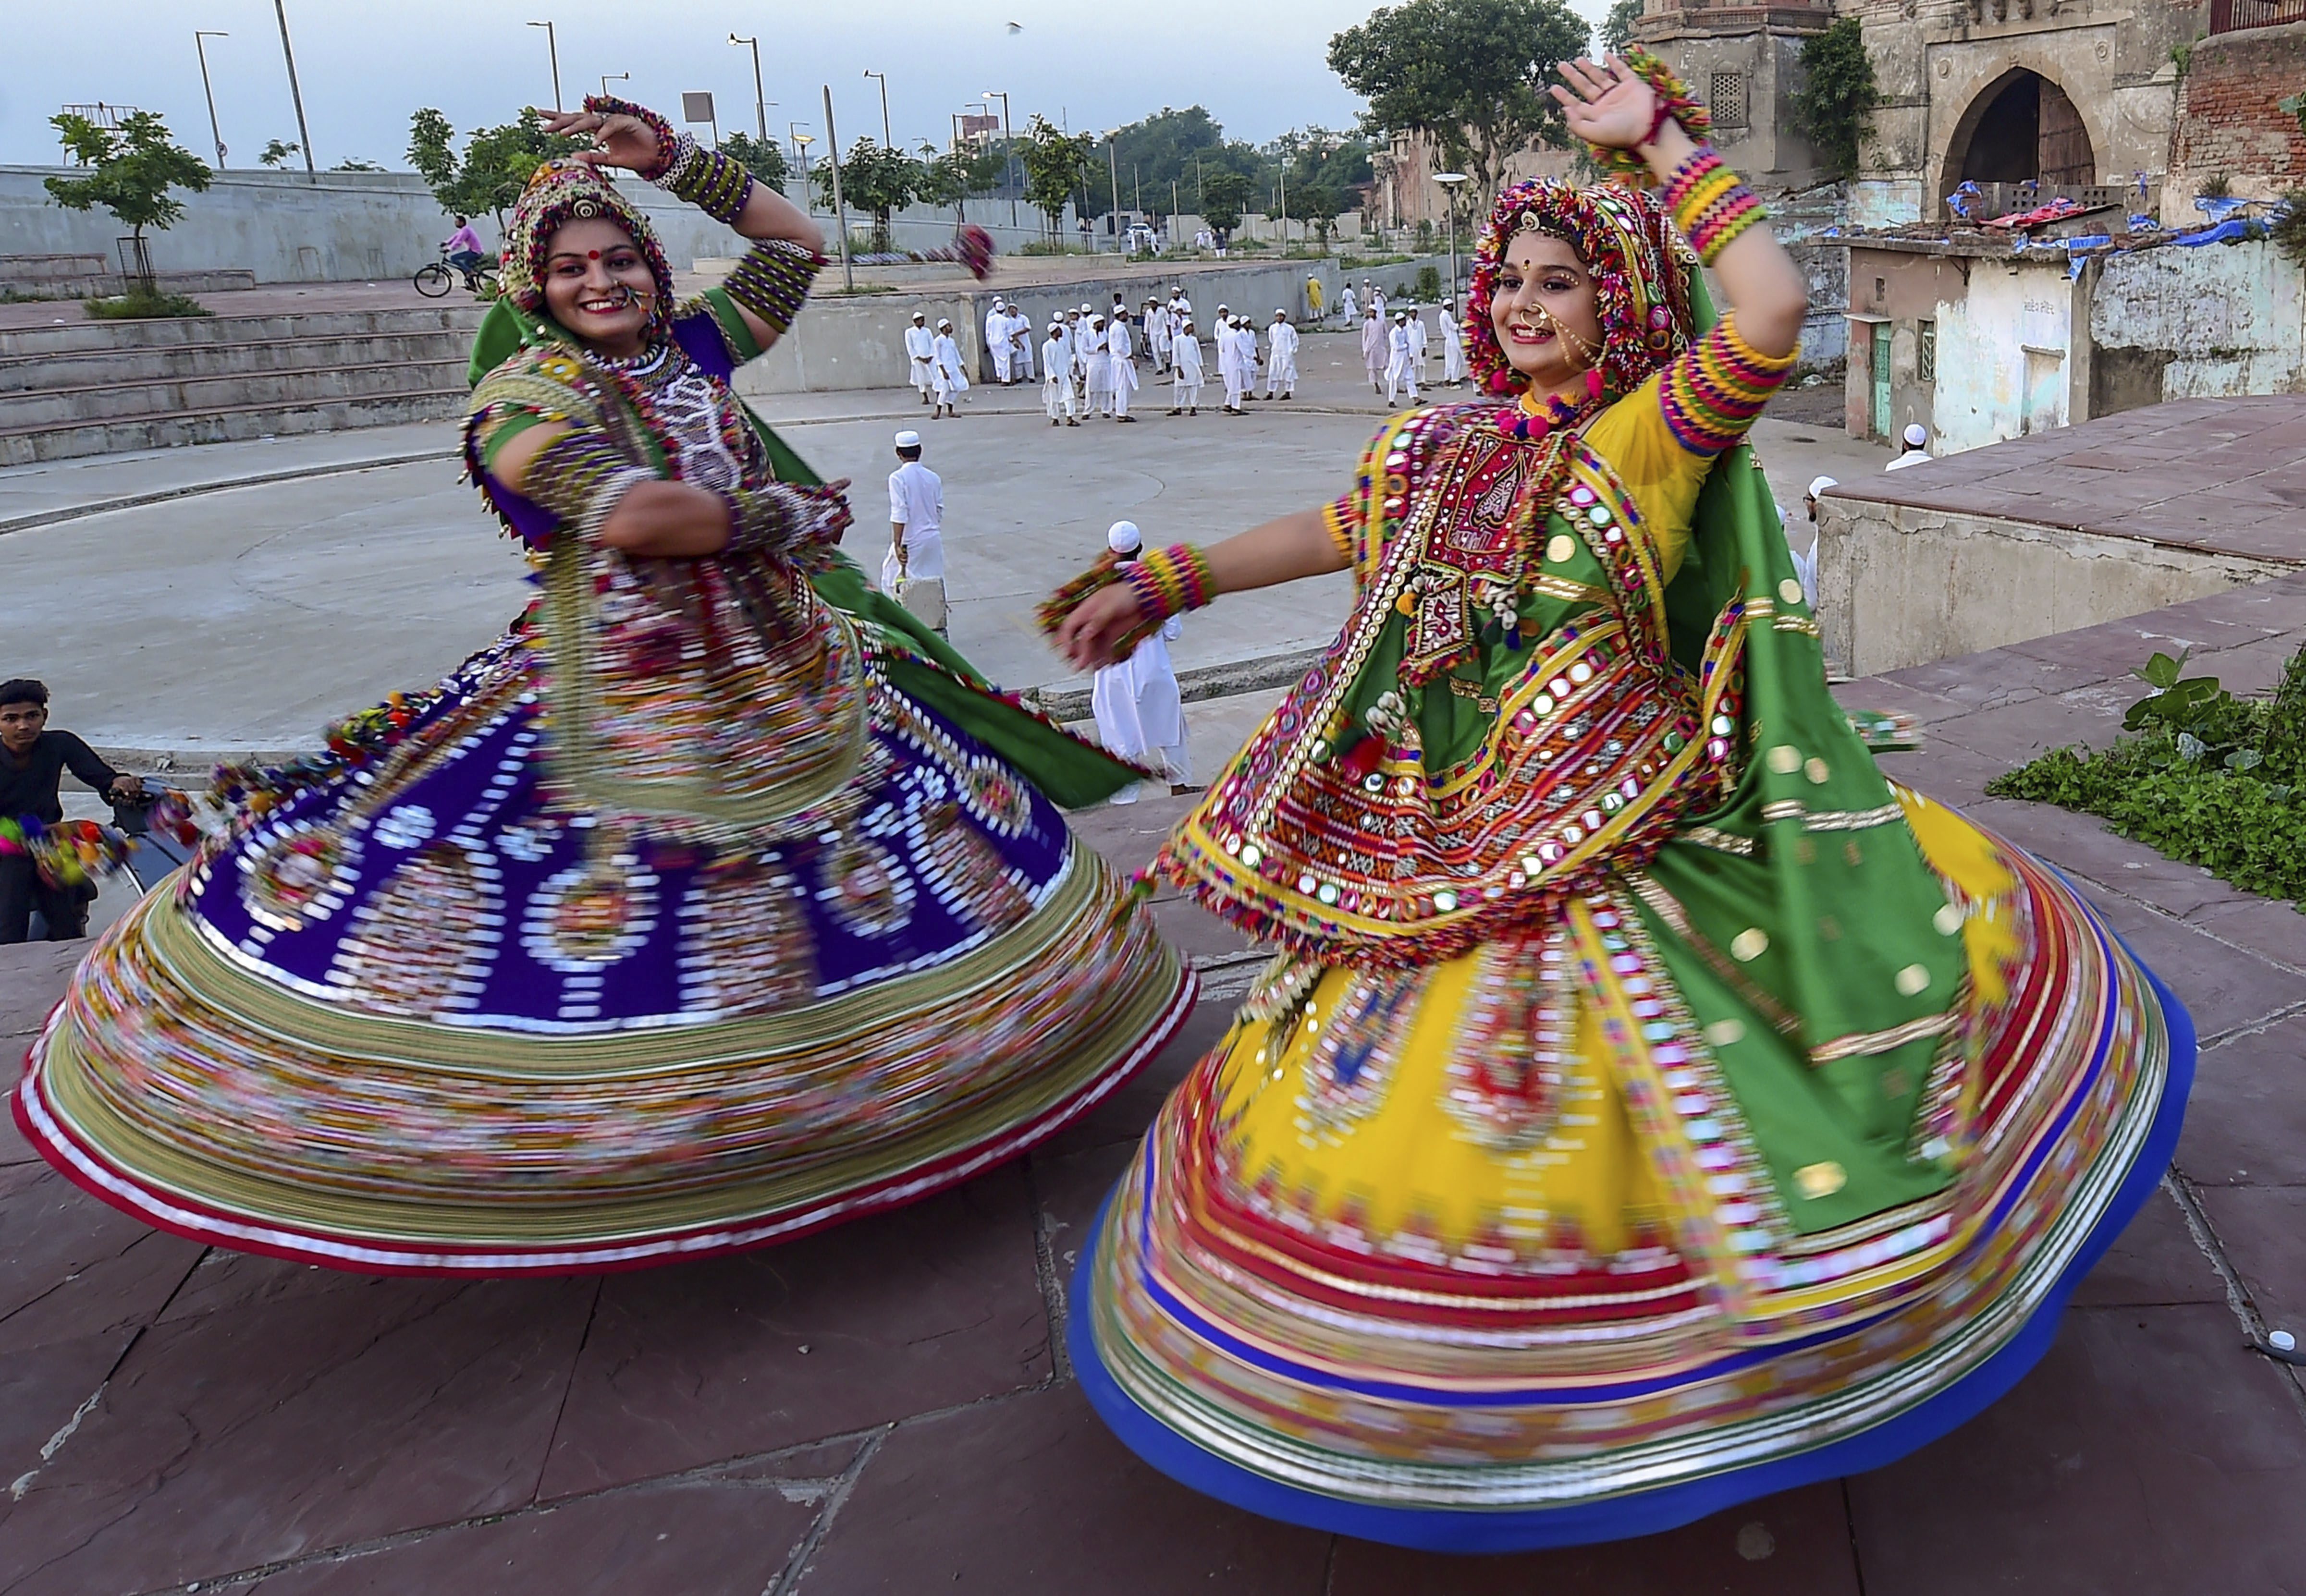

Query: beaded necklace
[1495,367,1608,442]
[580,337,753,485]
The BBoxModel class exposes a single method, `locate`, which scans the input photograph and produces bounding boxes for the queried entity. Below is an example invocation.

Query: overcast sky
[5,0,1610,171]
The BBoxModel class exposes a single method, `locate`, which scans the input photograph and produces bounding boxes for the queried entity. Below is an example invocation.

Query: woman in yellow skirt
[1043,54,2190,1549]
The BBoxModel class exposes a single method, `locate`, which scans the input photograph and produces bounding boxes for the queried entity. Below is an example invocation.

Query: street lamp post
[1107,131,1122,252]
[1434,172,1470,316]
[271,0,315,177]
[863,69,891,150]
[193,30,229,169]
[526,20,561,112]
[791,125,814,198]
[982,90,1015,228]
[821,85,854,293]
[731,35,768,141]
[601,72,629,99]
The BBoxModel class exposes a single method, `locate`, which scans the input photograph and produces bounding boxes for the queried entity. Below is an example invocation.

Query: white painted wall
[1930,256,2079,452]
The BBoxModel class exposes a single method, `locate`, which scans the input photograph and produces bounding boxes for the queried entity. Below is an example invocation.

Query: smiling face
[1489,231,1605,397]
[540,217,655,357]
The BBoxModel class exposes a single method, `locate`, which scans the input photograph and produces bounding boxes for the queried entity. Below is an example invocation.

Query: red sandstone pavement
[2,584,2304,1593]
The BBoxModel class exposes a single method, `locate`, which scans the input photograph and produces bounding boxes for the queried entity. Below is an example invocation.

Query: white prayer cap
[894,429,922,448]
[1902,423,1928,447]
[1273,307,1286,316]
[1080,302,1093,312]
[911,310,925,320]
[991,296,1005,307]
[937,318,953,329]
[1107,520,1143,553]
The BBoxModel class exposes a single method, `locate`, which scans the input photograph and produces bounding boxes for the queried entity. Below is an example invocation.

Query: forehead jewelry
[587,249,601,259]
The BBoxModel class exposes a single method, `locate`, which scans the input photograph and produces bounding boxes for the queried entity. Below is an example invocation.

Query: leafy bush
[1988,646,2306,905]
[1414,264,1443,301]
[1791,19,1880,181]
[86,289,212,319]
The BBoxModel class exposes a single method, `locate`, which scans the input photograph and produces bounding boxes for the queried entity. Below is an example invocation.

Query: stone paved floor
[3,575,2304,1592]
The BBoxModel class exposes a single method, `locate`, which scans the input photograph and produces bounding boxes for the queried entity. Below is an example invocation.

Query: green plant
[1200,168,1254,242]
[2200,171,2232,199]
[1599,0,1643,53]
[331,158,386,172]
[258,138,301,168]
[1328,0,1591,200]
[720,132,790,189]
[85,288,212,319]
[1988,645,2306,907]
[1791,18,1880,182]
[2172,41,2193,78]
[811,138,916,250]
[1414,263,1442,301]
[407,108,584,229]
[2273,190,2306,272]
[43,111,212,286]
[1019,116,1095,239]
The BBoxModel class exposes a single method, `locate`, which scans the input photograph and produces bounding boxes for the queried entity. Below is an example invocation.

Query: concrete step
[3,269,261,301]
[0,305,483,358]
[0,387,468,466]
[0,330,476,393]
[0,356,469,429]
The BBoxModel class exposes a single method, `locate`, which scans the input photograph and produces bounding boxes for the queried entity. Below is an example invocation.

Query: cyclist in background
[442,214,488,285]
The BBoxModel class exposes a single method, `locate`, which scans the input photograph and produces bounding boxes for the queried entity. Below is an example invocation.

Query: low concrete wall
[0,166,1066,285]
[1815,498,2289,677]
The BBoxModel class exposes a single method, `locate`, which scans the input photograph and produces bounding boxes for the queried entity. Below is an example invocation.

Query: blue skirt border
[1067,952,2196,1554]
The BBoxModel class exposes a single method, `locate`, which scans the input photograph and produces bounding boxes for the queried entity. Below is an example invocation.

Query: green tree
[1599,0,1644,54]
[1200,168,1254,244]
[405,108,584,229]
[1020,116,1094,240]
[720,132,789,189]
[1284,181,1344,248]
[811,138,917,250]
[1329,0,1591,201]
[1791,17,1880,181]
[1106,106,1265,219]
[915,141,1005,222]
[258,138,301,168]
[44,111,212,284]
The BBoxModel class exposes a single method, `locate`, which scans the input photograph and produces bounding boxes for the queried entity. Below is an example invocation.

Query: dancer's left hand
[1547,56,1660,152]
[1054,585,1143,671]
[540,107,665,174]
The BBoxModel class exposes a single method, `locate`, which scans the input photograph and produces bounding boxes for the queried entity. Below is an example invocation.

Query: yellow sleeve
[1582,312,1797,581]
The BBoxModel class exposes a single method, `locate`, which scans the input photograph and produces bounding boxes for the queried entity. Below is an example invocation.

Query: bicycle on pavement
[414,244,499,300]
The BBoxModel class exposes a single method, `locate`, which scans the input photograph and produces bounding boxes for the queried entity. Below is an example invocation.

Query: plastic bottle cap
[2272,1330,2298,1352]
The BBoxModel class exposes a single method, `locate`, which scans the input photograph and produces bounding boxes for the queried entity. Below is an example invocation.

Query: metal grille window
[1709,72,1748,130]
[1918,320,1937,384]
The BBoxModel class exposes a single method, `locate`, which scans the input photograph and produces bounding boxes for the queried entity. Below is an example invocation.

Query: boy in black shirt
[0,680,140,943]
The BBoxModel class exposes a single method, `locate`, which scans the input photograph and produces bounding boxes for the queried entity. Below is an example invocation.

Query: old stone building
[1638,0,2209,222]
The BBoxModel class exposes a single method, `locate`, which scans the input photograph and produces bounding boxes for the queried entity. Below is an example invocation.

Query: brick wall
[2172,22,2306,189]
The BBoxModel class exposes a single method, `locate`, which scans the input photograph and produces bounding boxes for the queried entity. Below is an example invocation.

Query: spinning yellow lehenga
[1060,152,2192,1547]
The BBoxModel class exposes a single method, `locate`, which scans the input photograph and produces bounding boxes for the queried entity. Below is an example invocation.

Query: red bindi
[587,249,601,259]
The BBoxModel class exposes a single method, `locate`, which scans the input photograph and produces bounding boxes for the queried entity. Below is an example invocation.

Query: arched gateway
[1941,67,2097,202]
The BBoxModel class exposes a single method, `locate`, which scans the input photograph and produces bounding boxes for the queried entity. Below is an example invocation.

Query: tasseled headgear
[497,158,678,339]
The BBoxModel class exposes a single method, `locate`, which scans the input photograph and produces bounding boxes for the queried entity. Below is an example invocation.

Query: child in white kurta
[1043,325,1079,425]
[930,321,969,416]
[1361,308,1386,391]
[1264,312,1300,399]
[1091,522,1192,803]
[1169,321,1203,413]
[904,314,935,403]
[1082,315,1113,414]
[1383,314,1419,405]
[986,301,1014,384]
[1439,298,1468,386]
[1107,315,1139,420]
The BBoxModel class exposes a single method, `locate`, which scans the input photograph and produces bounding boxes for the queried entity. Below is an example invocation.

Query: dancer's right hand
[1054,585,1144,671]
[541,104,670,178]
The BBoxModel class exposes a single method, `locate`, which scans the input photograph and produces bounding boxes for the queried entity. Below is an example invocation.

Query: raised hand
[1546,56,1661,153]
[539,104,673,178]
[1054,585,1146,671]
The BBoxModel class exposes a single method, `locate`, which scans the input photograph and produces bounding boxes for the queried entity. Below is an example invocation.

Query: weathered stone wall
[2089,237,2306,408]
[1814,496,2284,675]
[2166,20,2306,209]
[1930,252,2085,450]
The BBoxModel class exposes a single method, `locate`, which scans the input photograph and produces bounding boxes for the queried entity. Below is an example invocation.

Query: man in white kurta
[1338,284,1358,325]
[1091,521,1192,802]
[1263,310,1300,399]
[1216,319,1245,413]
[930,319,969,416]
[1042,323,1079,425]
[1107,313,1139,420]
[903,311,935,403]
[883,430,947,634]
[1007,306,1035,381]
[1169,319,1204,413]
[1439,297,1468,386]
[985,300,1014,384]
[1384,312,1419,405]
[1405,307,1430,382]
[1073,305,1099,400]
[1368,283,1386,321]
[1147,300,1172,371]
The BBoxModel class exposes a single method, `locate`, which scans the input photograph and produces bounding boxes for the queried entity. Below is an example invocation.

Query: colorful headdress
[497,158,678,338]
[1462,177,1695,399]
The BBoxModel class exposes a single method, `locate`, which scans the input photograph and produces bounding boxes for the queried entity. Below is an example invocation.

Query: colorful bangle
[526,426,651,544]
[1120,543,1214,627]
[1586,46,1713,184]
[723,239,821,338]
[1663,146,1766,263]
[581,95,680,181]
[658,134,756,226]
[721,482,850,557]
